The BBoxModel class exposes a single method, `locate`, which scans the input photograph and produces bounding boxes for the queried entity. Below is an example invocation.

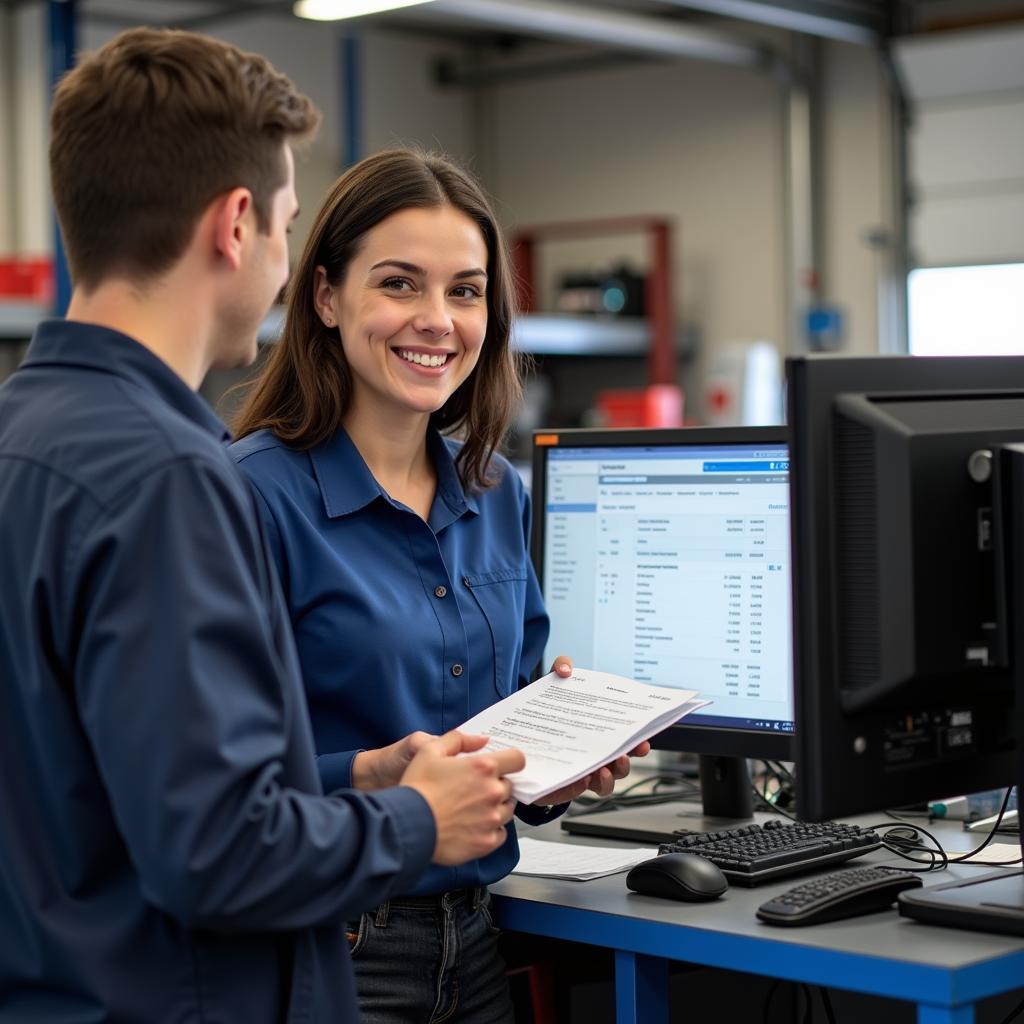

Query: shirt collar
[21,319,231,443]
[309,426,480,520]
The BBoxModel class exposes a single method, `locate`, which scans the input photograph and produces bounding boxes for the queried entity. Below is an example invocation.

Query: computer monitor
[530,426,794,820]
[788,353,1024,934]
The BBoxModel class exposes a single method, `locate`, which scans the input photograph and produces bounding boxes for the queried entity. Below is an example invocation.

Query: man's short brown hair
[49,28,320,291]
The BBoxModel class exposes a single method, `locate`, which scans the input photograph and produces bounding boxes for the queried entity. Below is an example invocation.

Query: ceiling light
[294,0,436,20]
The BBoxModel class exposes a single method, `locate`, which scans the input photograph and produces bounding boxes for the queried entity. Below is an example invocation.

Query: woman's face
[318,204,489,424]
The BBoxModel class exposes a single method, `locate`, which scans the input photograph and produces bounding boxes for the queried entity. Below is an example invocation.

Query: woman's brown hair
[232,148,524,491]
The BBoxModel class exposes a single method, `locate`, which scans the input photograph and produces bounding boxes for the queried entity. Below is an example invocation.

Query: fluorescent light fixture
[294,0,435,20]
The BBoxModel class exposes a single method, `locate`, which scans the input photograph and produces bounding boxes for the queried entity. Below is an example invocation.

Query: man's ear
[212,188,253,271]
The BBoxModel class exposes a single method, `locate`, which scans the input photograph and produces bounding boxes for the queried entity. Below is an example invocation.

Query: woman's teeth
[398,350,449,368]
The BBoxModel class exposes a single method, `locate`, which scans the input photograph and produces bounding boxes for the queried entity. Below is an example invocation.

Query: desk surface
[491,804,1024,1007]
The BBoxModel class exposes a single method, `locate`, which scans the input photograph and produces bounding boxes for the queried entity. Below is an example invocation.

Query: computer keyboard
[755,865,923,926]
[657,820,882,886]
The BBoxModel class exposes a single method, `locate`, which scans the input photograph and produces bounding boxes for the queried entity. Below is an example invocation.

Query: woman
[230,148,645,1023]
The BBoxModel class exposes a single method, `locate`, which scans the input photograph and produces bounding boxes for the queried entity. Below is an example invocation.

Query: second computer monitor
[530,427,794,764]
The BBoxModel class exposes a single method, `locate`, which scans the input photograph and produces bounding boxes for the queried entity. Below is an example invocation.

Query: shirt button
[451,663,464,677]
[434,585,448,599]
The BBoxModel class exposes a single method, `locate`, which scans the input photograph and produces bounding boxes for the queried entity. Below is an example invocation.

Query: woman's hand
[531,742,651,806]
[352,731,436,790]
[532,654,651,806]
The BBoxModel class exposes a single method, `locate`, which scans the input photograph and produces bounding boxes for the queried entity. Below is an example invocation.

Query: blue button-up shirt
[231,426,560,896]
[0,321,436,1023]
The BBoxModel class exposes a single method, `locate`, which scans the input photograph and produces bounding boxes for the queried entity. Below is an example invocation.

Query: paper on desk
[457,667,708,804]
[512,837,658,880]
[953,843,1023,865]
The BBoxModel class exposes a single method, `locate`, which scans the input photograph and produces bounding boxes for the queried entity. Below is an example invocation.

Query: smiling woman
[233,148,522,491]
[226,149,644,1024]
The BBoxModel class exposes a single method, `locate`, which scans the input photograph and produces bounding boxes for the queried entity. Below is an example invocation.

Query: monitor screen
[531,427,794,761]
[787,354,1024,822]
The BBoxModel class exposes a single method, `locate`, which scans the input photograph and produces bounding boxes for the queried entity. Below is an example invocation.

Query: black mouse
[625,852,728,902]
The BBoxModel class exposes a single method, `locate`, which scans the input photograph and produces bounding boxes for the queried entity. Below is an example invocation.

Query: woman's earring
[324,316,334,327]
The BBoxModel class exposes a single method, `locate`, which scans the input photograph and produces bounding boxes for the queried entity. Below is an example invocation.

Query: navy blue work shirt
[0,321,437,1023]
[231,426,564,897]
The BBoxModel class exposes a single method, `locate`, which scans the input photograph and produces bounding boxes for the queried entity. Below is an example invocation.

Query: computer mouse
[625,852,728,902]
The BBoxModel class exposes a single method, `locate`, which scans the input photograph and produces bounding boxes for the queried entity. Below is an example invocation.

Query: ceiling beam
[652,0,881,45]
[422,0,770,70]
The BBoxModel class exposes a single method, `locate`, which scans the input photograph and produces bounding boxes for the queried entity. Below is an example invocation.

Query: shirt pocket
[462,567,528,699]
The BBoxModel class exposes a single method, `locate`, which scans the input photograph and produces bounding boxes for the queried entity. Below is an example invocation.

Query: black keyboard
[756,865,923,926]
[657,820,882,886]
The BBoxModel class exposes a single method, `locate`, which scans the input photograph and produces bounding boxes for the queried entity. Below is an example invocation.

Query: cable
[819,987,837,1024]
[762,978,783,1022]
[752,760,798,819]
[948,788,1021,866]
[565,772,701,818]
[1000,992,1024,1024]
[799,983,814,1024]
[863,820,948,872]
[868,788,1022,873]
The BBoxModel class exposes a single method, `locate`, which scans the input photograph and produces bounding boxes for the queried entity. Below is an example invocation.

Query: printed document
[512,837,658,880]
[458,667,708,804]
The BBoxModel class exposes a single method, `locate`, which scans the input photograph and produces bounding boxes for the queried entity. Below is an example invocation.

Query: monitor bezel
[530,425,794,760]
[788,354,1024,820]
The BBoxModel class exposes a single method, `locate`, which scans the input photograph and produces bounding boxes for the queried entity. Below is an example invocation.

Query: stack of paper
[457,667,709,804]
[512,837,658,880]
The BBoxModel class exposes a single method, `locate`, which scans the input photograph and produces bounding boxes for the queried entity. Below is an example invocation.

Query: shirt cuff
[317,750,360,793]
[373,785,438,891]
[515,800,569,826]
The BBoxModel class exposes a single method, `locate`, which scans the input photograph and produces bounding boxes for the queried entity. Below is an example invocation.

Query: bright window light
[294,0,435,19]
[909,263,1024,356]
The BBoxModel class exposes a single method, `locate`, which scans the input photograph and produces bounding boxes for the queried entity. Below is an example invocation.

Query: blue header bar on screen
[549,446,787,462]
[703,460,789,472]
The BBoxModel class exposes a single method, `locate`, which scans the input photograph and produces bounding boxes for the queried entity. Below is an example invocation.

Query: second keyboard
[658,820,882,886]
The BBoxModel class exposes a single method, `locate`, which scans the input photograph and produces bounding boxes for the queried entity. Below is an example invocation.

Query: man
[0,28,524,1022]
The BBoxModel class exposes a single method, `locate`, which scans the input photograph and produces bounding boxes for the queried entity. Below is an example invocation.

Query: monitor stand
[899,444,1024,935]
[560,755,755,845]
[699,754,754,819]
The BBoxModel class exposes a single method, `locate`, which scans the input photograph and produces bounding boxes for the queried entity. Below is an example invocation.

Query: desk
[491,809,1024,1024]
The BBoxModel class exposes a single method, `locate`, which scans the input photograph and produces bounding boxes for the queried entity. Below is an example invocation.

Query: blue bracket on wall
[341,30,362,168]
[49,0,76,317]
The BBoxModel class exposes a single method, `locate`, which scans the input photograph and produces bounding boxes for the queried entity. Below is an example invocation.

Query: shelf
[512,314,649,356]
[0,301,48,339]
[257,304,286,344]
[257,309,652,355]
[0,304,653,358]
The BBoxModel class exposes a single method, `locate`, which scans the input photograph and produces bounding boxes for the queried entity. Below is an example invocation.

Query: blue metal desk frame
[492,821,1024,1024]
[493,895,1024,1023]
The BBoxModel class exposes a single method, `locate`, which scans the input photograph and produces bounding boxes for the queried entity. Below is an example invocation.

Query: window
[909,264,1024,356]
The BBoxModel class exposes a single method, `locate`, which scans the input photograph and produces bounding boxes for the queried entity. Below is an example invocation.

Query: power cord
[752,760,797,820]
[565,771,702,818]
[872,786,1021,872]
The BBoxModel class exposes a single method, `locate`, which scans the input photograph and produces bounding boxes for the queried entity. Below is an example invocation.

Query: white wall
[362,30,474,163]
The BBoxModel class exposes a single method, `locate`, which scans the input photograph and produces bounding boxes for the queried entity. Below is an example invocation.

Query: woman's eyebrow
[370,260,423,274]
[369,260,487,281]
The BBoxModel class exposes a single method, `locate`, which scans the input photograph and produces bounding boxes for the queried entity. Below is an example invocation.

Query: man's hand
[351,732,435,790]
[400,731,527,866]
